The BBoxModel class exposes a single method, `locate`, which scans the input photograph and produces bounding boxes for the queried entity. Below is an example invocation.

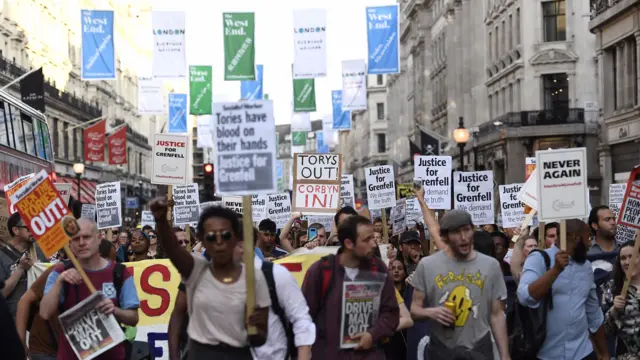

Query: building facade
[0,0,158,211]
[589,0,640,203]
[276,119,324,191]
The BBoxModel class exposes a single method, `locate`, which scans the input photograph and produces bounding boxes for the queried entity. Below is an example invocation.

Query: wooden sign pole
[381,209,389,244]
[185,224,191,252]
[511,210,537,244]
[167,186,173,224]
[63,244,97,293]
[538,221,546,249]
[242,195,257,335]
[621,229,640,299]
[559,219,567,250]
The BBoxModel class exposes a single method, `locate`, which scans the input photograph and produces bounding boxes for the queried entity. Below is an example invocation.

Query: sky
[151,0,393,125]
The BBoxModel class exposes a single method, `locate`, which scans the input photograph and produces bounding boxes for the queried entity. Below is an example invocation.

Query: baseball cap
[439,209,473,232]
[400,230,421,244]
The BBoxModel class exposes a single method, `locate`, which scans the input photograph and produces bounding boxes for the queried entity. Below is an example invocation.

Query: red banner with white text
[108,126,127,165]
[83,120,106,162]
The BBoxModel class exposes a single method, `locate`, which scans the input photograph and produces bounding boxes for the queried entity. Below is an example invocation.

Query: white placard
[405,197,423,227]
[222,196,243,215]
[252,194,267,222]
[341,174,356,208]
[609,183,636,243]
[95,182,122,230]
[365,165,396,210]
[414,156,452,210]
[141,211,156,229]
[306,215,333,232]
[266,193,292,228]
[54,183,72,204]
[292,9,327,79]
[293,153,341,215]
[151,134,189,185]
[81,204,96,220]
[152,11,187,78]
[291,112,312,132]
[499,183,526,229]
[137,77,164,114]
[212,100,277,195]
[454,171,495,225]
[391,198,406,235]
[172,184,200,225]
[518,169,538,211]
[196,116,214,148]
[341,59,367,111]
[536,148,589,222]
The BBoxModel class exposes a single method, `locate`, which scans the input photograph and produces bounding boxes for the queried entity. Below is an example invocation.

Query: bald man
[40,219,140,360]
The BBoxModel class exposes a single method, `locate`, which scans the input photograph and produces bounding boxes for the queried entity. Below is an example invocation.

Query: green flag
[292,131,307,146]
[223,13,255,81]
[293,79,316,112]
[189,66,212,115]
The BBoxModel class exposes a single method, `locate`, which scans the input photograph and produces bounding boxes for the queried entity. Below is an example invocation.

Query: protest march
[0,2,639,360]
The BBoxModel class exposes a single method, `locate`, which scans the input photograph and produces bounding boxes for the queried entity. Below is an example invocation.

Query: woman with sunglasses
[149,197,270,360]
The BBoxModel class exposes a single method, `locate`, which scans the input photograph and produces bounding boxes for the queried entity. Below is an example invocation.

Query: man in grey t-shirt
[409,210,509,360]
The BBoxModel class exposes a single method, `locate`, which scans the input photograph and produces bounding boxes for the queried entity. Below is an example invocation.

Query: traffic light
[202,163,214,202]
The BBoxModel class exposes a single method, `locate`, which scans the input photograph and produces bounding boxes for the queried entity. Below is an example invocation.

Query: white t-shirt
[185,254,271,347]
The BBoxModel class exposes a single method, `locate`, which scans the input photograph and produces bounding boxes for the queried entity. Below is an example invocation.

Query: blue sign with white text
[332,90,351,130]
[316,131,328,154]
[80,10,116,80]
[168,93,188,133]
[366,5,400,74]
[240,64,264,100]
[125,197,139,209]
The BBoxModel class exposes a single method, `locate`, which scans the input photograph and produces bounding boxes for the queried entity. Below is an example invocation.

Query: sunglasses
[149,234,157,239]
[204,231,233,242]
[178,240,189,245]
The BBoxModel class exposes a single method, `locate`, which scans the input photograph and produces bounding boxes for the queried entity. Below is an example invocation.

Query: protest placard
[55,183,72,204]
[536,148,589,222]
[341,174,355,208]
[59,292,125,360]
[223,196,244,215]
[10,170,75,258]
[518,169,538,211]
[252,195,267,222]
[306,215,333,232]
[266,193,292,228]
[524,157,536,213]
[172,184,200,225]
[370,208,382,220]
[140,211,155,229]
[391,199,406,235]
[365,165,396,210]
[414,156,452,210]
[293,153,342,215]
[81,204,96,220]
[152,134,189,185]
[212,100,277,195]
[609,183,636,243]
[618,167,640,230]
[340,281,383,349]
[95,182,122,230]
[499,184,526,229]
[405,197,423,228]
[396,183,413,199]
[454,171,494,225]
[4,173,34,214]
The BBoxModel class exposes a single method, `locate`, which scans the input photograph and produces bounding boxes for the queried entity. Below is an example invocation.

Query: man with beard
[517,219,610,360]
[587,206,619,255]
[410,210,509,360]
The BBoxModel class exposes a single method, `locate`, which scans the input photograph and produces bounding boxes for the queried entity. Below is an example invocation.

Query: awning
[57,176,97,204]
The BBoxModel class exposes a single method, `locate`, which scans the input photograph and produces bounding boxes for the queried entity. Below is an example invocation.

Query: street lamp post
[138,181,143,208]
[453,117,470,171]
[73,163,85,203]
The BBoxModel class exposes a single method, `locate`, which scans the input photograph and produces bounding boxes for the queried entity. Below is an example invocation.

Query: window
[542,73,569,110]
[501,20,506,57]
[62,122,68,159]
[516,8,521,45]
[52,118,59,154]
[488,31,493,62]
[0,103,8,147]
[139,153,143,175]
[21,113,37,156]
[542,0,566,42]
[72,128,78,160]
[508,15,513,51]
[376,102,385,120]
[8,105,25,152]
[31,117,46,159]
[376,75,383,85]
[377,133,386,153]
[77,122,82,161]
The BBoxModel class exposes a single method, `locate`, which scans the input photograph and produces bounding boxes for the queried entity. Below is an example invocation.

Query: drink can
[444,300,456,328]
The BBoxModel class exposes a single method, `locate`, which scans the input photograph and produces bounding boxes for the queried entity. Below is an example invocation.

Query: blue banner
[168,93,188,133]
[316,131,328,153]
[240,64,264,100]
[81,10,116,80]
[331,90,351,130]
[125,197,139,209]
[276,160,283,192]
[366,5,399,74]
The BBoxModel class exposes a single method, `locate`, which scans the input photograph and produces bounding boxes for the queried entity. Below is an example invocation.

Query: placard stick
[381,209,389,244]
[106,229,112,242]
[538,221,545,248]
[242,195,257,335]
[63,244,97,293]
[185,224,191,252]
[621,229,640,298]
[511,210,537,244]
[167,185,173,224]
[559,220,567,250]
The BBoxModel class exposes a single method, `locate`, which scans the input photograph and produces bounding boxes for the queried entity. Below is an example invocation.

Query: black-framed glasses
[204,231,233,242]
[149,234,157,239]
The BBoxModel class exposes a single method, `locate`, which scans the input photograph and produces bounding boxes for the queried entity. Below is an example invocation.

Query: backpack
[507,249,554,360]
[262,261,297,359]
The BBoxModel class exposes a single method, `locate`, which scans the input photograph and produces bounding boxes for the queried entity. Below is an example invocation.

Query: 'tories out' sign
[293,153,342,215]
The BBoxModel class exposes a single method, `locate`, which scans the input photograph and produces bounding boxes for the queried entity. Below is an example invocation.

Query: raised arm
[278,212,300,253]
[414,188,445,250]
[150,197,194,279]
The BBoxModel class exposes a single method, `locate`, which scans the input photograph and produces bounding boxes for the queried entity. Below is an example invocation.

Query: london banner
[292,9,327,79]
[152,11,187,78]
[81,10,115,80]
[342,60,367,111]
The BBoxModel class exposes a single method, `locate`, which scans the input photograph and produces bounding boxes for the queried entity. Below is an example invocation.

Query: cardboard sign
[10,170,74,258]
[252,195,267,222]
[518,169,538,211]
[524,157,536,214]
[95,182,122,230]
[499,184,526,229]
[609,183,636,243]
[266,193,292,228]
[340,174,355,208]
[4,173,35,214]
[152,133,189,185]
[618,167,640,230]
[222,196,243,215]
[414,156,452,210]
[81,204,96,220]
[536,148,589,222]
[293,153,341,215]
[54,183,72,204]
[391,199,406,235]
[365,165,396,210]
[172,184,200,225]
[454,171,495,225]
[140,211,156,229]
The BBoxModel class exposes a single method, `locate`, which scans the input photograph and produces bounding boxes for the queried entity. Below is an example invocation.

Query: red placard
[84,120,106,162]
[108,126,127,165]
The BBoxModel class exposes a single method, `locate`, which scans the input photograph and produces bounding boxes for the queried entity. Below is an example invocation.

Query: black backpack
[507,249,554,360]
[261,261,297,359]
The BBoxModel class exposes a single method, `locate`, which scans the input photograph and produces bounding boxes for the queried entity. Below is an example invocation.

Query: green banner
[223,13,255,81]
[292,131,307,146]
[293,79,316,112]
[189,66,212,115]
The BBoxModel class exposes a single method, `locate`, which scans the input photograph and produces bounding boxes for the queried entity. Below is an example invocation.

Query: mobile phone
[413,179,423,191]
[308,227,318,241]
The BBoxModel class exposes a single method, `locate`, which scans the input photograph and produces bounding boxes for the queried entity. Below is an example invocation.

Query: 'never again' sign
[293,153,342,215]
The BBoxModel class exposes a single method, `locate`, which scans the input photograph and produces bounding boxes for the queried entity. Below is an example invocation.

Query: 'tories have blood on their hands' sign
[293,153,342,215]
[4,173,35,214]
[10,170,76,257]
[152,133,189,185]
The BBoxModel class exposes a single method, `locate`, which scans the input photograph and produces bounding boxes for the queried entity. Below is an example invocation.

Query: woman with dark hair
[129,230,152,262]
[385,258,410,360]
[604,240,639,359]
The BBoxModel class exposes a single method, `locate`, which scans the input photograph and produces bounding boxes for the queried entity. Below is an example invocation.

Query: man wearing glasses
[0,212,46,318]
[258,219,287,260]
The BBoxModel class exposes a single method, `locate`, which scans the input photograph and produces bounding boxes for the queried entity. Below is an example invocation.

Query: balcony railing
[479,108,585,136]
[590,0,624,19]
